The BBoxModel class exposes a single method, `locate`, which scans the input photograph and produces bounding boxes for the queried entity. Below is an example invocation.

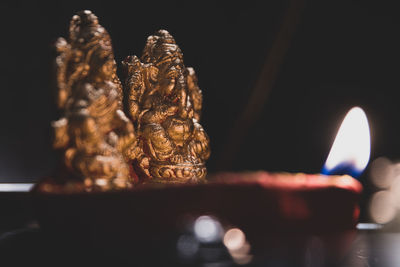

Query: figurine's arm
[176,76,190,119]
[140,102,178,125]
[111,110,138,160]
[52,118,69,149]
[55,38,72,109]
[123,56,147,122]
[189,122,210,161]
[126,72,143,122]
[186,67,203,121]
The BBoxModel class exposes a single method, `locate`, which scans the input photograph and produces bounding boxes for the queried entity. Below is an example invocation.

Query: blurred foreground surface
[0,178,396,267]
[0,188,397,267]
[0,224,399,266]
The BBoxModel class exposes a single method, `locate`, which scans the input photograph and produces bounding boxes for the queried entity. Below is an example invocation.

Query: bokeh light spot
[194,215,222,243]
[223,228,246,251]
[369,190,397,224]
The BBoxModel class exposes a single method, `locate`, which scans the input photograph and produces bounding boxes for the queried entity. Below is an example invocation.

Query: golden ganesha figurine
[39,10,137,192]
[123,30,210,184]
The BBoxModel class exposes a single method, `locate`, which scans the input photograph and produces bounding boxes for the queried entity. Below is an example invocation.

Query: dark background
[1,0,399,182]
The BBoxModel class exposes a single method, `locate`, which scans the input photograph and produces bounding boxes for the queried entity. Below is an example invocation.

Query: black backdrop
[1,0,400,182]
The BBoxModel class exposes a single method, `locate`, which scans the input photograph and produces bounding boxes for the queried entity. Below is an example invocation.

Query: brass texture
[123,30,210,183]
[39,12,210,192]
[49,10,137,192]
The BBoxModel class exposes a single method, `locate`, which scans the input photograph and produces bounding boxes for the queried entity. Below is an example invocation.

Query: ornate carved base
[147,161,207,183]
[34,175,134,194]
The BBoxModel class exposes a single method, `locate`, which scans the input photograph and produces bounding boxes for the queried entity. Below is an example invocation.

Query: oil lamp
[206,106,370,236]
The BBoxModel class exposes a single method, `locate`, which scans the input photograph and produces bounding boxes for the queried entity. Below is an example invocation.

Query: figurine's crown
[72,10,98,27]
[142,29,183,68]
[69,10,109,48]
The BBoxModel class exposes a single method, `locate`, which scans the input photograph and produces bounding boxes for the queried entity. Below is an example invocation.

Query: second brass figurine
[123,30,210,184]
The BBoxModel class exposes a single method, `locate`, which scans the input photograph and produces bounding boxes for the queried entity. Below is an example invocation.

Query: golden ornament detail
[123,30,210,183]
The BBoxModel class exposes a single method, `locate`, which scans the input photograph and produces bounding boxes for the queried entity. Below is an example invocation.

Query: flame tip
[323,106,371,177]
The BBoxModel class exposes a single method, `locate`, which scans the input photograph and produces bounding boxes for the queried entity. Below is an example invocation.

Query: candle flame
[322,107,370,178]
